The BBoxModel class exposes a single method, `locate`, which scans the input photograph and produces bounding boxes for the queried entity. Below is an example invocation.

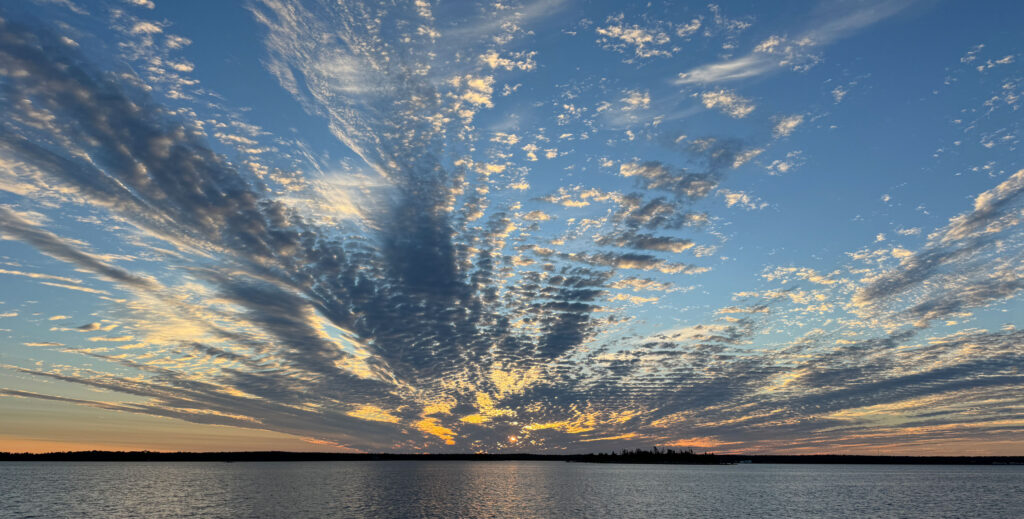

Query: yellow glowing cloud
[524,420,594,434]
[175,407,263,424]
[422,399,455,416]
[476,163,506,176]
[609,293,658,304]
[347,404,401,424]
[524,406,641,434]
[86,335,135,342]
[300,437,357,450]
[648,412,687,428]
[580,432,640,442]
[414,417,456,445]
[217,386,259,399]
[489,366,543,397]
[460,392,516,425]
[760,368,812,393]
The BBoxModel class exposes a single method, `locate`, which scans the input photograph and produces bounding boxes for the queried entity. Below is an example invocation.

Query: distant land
[2,449,1022,465]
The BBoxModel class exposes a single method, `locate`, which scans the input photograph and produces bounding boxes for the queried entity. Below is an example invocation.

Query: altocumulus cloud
[0,1,1022,454]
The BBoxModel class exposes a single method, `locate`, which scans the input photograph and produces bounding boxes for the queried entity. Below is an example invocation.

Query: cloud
[0,207,155,289]
[677,1,912,84]
[3,1,1022,456]
[832,86,848,103]
[620,89,651,111]
[595,231,695,253]
[620,162,717,198]
[678,55,775,84]
[595,14,673,60]
[124,0,155,9]
[573,252,707,275]
[0,267,83,285]
[0,6,644,450]
[773,114,804,137]
[700,90,755,118]
[614,195,709,230]
[129,21,163,35]
[719,189,766,210]
[480,50,536,71]
[766,150,804,175]
[609,277,676,292]
[939,169,1024,244]
[853,170,1024,323]
[522,210,553,221]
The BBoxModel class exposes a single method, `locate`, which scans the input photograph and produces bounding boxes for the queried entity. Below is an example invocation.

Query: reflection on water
[2,461,1023,518]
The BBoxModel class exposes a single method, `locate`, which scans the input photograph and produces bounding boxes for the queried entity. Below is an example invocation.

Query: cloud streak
[677,0,913,85]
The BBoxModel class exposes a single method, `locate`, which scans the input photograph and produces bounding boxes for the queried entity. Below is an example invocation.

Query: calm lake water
[2,461,1022,518]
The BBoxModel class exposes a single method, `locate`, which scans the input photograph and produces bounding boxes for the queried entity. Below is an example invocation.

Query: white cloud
[453,75,495,109]
[677,1,911,84]
[732,148,763,168]
[480,50,537,71]
[832,86,848,103]
[720,189,766,210]
[675,18,701,37]
[596,14,673,59]
[976,55,1015,72]
[677,55,773,84]
[766,151,803,175]
[130,21,163,34]
[700,89,754,118]
[620,90,650,111]
[491,132,520,146]
[707,3,751,33]
[960,44,984,64]
[938,169,1024,244]
[773,114,804,138]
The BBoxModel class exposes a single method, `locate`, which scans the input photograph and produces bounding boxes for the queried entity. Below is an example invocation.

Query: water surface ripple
[2,461,1022,518]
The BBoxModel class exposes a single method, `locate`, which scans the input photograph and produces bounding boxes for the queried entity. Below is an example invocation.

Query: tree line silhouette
[1,449,1020,465]
[566,447,721,464]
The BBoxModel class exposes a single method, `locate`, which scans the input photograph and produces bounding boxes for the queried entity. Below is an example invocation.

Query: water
[2,461,1022,518]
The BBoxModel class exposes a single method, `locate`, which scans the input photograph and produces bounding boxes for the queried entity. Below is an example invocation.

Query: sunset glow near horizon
[0,0,1022,455]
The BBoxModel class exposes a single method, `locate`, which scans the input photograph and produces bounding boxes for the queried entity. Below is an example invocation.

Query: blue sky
[0,0,1021,454]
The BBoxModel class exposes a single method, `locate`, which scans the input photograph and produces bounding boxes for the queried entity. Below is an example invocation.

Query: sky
[0,0,1021,455]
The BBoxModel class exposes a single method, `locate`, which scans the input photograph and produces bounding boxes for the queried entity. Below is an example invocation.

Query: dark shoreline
[2,451,1022,465]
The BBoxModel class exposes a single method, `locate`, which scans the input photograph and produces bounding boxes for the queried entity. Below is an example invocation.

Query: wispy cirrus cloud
[677,0,914,85]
